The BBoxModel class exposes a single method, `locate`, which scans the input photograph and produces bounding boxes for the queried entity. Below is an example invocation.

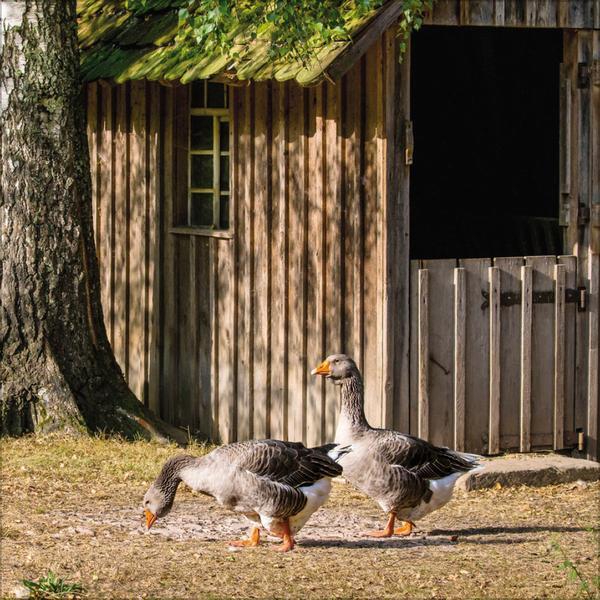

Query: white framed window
[188,81,230,230]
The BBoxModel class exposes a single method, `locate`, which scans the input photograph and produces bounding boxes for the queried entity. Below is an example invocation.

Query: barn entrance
[410,26,563,260]
[406,27,581,456]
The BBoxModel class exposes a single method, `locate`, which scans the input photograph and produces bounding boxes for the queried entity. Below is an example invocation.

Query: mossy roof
[77,0,380,86]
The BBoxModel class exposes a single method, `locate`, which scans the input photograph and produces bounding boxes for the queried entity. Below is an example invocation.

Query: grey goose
[312,354,482,537]
[143,439,348,551]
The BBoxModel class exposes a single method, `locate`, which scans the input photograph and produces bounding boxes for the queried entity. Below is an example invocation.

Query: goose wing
[215,439,343,488]
[372,430,479,479]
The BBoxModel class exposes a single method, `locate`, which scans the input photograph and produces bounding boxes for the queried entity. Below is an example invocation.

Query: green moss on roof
[77,0,373,85]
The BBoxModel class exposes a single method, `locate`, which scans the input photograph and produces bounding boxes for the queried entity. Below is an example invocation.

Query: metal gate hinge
[480,288,586,311]
[578,204,590,226]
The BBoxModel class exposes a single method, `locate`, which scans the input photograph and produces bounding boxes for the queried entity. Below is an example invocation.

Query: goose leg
[394,520,414,536]
[228,526,261,548]
[364,512,395,538]
[273,519,295,552]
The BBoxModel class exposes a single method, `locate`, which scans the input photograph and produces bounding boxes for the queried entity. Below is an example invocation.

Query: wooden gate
[408,255,585,455]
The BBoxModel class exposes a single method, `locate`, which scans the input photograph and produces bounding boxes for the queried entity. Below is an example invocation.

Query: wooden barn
[78,0,599,460]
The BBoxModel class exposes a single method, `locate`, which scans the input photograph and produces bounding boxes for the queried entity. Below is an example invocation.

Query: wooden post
[520,265,532,452]
[588,253,599,461]
[554,263,566,449]
[418,268,429,440]
[489,266,501,454]
[454,267,466,451]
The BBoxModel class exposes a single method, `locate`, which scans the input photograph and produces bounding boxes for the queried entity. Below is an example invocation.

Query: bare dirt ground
[1,436,599,599]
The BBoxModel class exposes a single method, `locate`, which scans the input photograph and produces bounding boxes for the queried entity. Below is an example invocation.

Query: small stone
[12,585,30,599]
[449,535,459,542]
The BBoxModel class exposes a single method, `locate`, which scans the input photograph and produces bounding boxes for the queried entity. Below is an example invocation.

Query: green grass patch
[21,571,84,599]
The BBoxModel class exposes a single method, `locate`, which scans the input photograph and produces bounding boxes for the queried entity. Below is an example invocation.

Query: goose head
[311,354,360,384]
[142,455,194,529]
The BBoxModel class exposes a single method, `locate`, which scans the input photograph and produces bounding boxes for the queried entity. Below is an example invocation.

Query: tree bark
[0,0,184,442]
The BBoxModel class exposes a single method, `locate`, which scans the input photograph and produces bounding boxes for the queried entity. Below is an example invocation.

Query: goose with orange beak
[312,353,482,538]
[142,440,350,551]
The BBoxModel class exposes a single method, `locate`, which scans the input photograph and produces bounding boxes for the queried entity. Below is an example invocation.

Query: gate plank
[488,266,501,455]
[527,255,557,448]
[460,258,491,454]
[409,260,420,436]
[495,257,524,451]
[417,268,429,441]
[454,267,466,451]
[520,265,533,452]
[554,263,566,449]
[559,256,577,444]
[421,259,455,447]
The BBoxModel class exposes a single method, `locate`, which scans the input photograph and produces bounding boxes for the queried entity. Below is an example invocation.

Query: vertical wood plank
[488,266,501,454]
[306,84,325,446]
[287,83,306,442]
[87,83,99,250]
[269,83,288,441]
[196,238,212,438]
[113,83,129,378]
[98,84,114,342]
[422,259,455,448]
[129,80,147,402]
[324,80,342,441]
[409,260,420,436]
[520,265,533,452]
[554,263,566,449]
[417,268,429,441]
[147,83,161,414]
[161,86,177,424]
[527,256,557,448]
[253,82,269,440]
[460,258,491,454]
[236,84,252,440]
[392,35,411,432]
[495,256,525,450]
[363,44,381,429]
[454,267,466,451]
[343,61,363,372]
[587,253,599,461]
[559,256,577,440]
[216,86,237,443]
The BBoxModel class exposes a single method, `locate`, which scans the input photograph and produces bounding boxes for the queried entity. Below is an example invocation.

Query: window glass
[191,116,213,151]
[187,82,230,230]
[191,155,213,189]
[191,193,215,227]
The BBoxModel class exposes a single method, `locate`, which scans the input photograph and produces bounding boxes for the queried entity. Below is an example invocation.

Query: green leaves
[21,571,84,599]
[177,0,433,69]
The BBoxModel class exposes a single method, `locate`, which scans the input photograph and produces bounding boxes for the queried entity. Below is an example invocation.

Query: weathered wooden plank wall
[86,80,161,408]
[408,255,580,454]
[87,34,403,444]
[424,0,600,28]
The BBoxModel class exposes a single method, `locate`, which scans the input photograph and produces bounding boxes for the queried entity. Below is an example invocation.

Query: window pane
[191,81,205,108]
[190,193,214,227]
[190,116,213,151]
[219,195,229,229]
[219,120,229,151]
[207,82,226,108]
[191,155,213,188]
[220,155,229,191]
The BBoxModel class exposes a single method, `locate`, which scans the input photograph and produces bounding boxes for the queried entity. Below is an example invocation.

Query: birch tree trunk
[0,1,183,441]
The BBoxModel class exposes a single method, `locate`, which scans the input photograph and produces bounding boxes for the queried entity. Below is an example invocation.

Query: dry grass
[1,435,599,599]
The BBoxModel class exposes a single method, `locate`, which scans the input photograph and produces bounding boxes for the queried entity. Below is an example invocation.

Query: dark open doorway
[410,26,564,259]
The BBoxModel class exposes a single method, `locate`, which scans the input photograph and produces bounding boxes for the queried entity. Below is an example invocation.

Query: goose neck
[338,374,369,432]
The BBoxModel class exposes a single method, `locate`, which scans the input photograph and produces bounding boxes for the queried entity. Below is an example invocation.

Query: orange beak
[311,360,331,376]
[145,509,157,530]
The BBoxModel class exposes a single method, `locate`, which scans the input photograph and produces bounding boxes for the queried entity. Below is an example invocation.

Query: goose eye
[335,359,340,364]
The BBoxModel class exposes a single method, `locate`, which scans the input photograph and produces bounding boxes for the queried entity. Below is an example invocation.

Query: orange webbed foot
[271,519,295,551]
[227,526,260,548]
[394,521,414,536]
[363,513,396,538]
